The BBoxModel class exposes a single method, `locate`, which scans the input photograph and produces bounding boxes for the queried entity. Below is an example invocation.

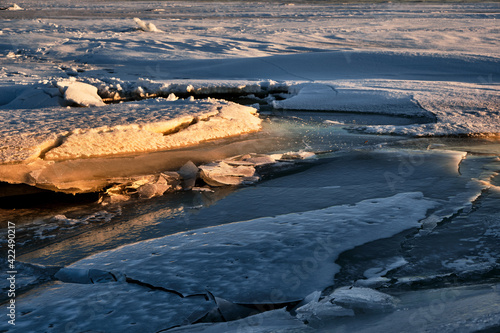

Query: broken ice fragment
[100,173,179,203]
[178,160,199,190]
[295,287,397,324]
[137,176,171,199]
[279,151,316,160]
[328,286,397,313]
[199,161,258,186]
[295,299,354,323]
[223,153,277,167]
[204,292,257,322]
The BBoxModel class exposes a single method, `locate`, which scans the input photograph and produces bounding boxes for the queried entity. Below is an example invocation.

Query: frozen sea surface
[0,1,499,332]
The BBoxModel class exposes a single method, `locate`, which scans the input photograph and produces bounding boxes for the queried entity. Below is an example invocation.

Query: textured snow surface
[0,98,260,163]
[44,101,260,160]
[1,1,499,140]
[272,83,424,116]
[0,1,498,179]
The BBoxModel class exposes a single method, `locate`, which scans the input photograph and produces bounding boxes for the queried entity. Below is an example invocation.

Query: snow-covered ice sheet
[13,192,435,331]
[0,97,259,164]
[1,1,498,141]
[0,97,261,192]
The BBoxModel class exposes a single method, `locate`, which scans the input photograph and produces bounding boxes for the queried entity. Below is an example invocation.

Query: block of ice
[179,160,200,190]
[200,161,258,186]
[58,80,105,107]
[328,286,397,313]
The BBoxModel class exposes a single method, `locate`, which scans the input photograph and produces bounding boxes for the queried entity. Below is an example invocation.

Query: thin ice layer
[68,192,435,303]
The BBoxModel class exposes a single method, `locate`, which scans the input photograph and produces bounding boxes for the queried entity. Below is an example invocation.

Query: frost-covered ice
[272,83,424,116]
[295,286,397,325]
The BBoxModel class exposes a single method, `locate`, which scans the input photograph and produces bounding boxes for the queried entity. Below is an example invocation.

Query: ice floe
[272,83,424,116]
[43,101,260,161]
[199,162,258,187]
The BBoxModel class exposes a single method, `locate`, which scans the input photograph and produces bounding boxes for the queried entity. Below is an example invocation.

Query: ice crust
[44,101,260,160]
[1,1,498,140]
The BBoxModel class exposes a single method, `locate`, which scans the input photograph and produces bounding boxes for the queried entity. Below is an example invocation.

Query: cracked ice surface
[15,282,215,333]
[15,193,435,331]
[0,98,260,164]
[61,193,434,304]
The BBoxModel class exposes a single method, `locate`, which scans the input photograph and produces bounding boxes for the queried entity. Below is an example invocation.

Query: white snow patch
[3,3,23,11]
[0,87,62,109]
